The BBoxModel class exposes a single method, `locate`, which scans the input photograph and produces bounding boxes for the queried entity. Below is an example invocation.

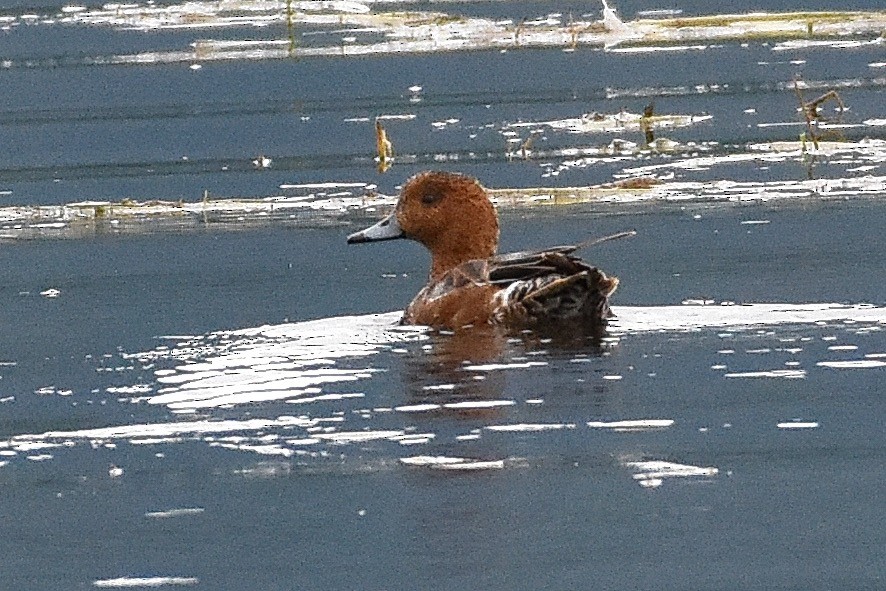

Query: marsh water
[1,1,885,590]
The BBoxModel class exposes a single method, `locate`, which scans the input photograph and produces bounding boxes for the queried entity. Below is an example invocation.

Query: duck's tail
[525,268,618,321]
[494,265,619,327]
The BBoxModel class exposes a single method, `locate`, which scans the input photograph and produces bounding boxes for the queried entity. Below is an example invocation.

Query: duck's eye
[421,192,442,205]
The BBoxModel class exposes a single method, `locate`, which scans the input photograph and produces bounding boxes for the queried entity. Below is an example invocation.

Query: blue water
[0,1,884,589]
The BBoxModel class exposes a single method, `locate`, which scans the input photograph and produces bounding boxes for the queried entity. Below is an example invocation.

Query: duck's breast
[403,282,500,329]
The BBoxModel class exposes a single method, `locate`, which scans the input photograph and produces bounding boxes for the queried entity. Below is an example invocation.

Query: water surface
[0,1,884,589]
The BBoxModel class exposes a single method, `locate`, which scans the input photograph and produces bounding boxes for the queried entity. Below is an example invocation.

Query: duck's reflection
[401,323,608,404]
[402,326,506,402]
[516,321,609,354]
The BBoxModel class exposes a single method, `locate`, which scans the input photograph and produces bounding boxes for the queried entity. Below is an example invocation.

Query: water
[0,1,884,589]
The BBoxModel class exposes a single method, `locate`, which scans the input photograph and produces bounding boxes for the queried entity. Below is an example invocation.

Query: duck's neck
[427,224,498,282]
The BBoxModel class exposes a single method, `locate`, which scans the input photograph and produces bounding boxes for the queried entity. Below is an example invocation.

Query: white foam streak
[723,369,807,379]
[433,459,505,470]
[443,400,515,410]
[777,422,820,429]
[93,577,198,588]
[773,38,882,51]
[462,361,547,371]
[9,416,316,448]
[314,430,405,443]
[486,423,575,432]
[625,460,718,488]
[395,403,441,413]
[144,508,205,519]
[587,419,674,430]
[210,442,295,457]
[816,359,886,369]
[400,455,505,470]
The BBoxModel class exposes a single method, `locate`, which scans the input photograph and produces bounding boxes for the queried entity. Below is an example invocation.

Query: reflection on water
[402,326,510,407]
[2,302,882,478]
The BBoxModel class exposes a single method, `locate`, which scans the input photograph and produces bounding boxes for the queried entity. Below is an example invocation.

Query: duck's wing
[487,248,583,284]
[490,254,619,326]
[485,237,630,326]
[487,231,635,284]
[491,243,578,264]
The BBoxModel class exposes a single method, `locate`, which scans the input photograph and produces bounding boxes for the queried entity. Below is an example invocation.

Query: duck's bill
[347,212,405,244]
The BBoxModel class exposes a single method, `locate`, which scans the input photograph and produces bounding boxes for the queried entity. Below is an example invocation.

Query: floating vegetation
[802,89,847,120]
[505,109,713,135]
[0,2,883,66]
[0,190,393,239]
[0,2,882,238]
[3,170,884,240]
[792,75,849,151]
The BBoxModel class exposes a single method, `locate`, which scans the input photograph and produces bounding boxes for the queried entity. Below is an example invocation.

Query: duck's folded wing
[489,244,577,265]
[487,247,586,284]
[488,231,635,285]
[486,246,619,326]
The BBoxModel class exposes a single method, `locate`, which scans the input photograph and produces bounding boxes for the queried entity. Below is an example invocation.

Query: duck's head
[348,171,500,281]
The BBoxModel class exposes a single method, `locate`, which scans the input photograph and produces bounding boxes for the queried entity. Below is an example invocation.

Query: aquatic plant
[285,0,296,57]
[792,76,848,151]
[375,119,394,173]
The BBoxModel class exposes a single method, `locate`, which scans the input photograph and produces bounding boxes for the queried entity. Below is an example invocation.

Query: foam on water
[93,577,199,588]
[486,423,576,432]
[144,508,205,519]
[723,369,807,379]
[588,419,675,430]
[625,459,719,488]
[817,359,885,369]
[0,1,881,81]
[777,421,820,429]
[400,455,506,471]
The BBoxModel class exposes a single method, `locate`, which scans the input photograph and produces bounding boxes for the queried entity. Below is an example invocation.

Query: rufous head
[348,171,500,281]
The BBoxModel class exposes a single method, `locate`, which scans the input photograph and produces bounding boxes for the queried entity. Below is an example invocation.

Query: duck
[347,171,622,331]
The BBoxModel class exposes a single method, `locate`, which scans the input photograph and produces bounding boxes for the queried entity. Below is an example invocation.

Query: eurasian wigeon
[347,171,622,331]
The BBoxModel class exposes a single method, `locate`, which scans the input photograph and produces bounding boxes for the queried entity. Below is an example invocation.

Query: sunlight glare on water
[4,303,882,476]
